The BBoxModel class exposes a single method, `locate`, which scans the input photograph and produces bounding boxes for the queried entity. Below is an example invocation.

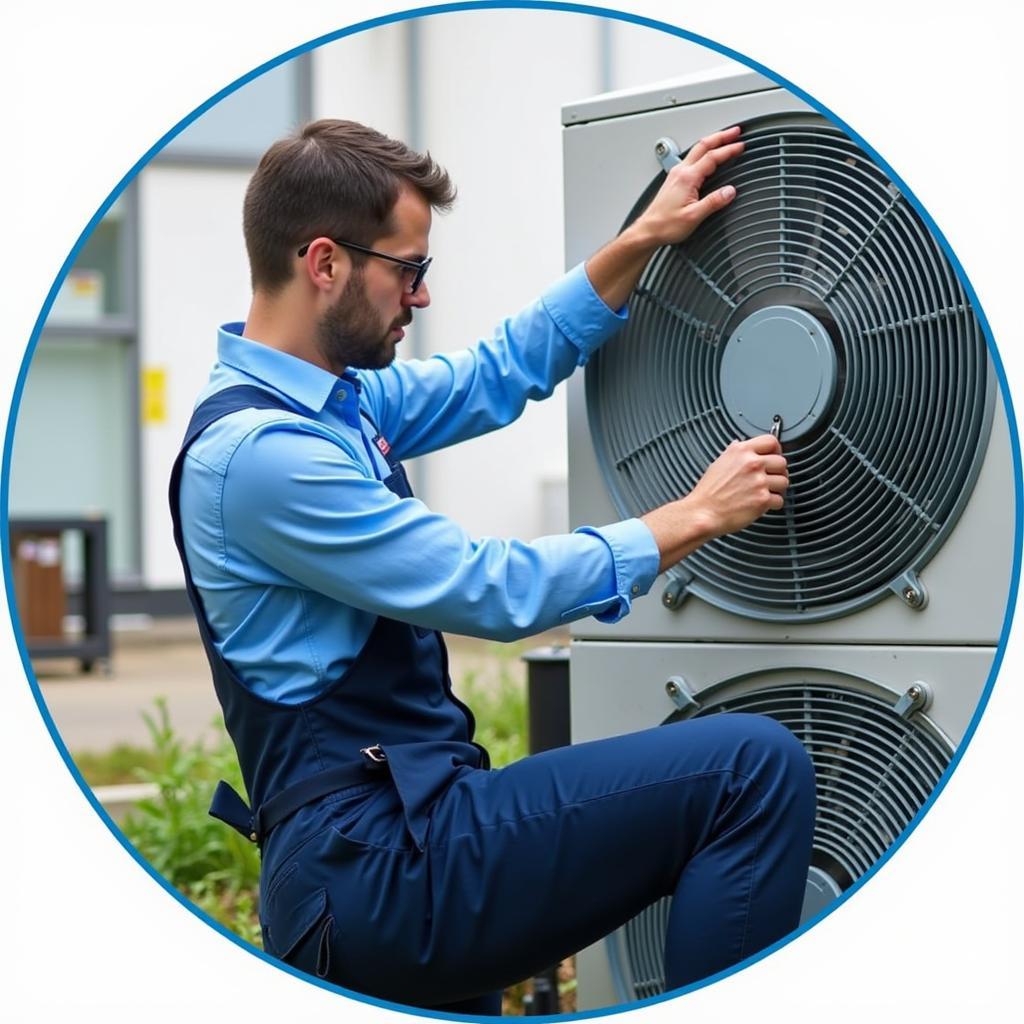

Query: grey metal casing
[570,641,994,751]
[563,71,1014,647]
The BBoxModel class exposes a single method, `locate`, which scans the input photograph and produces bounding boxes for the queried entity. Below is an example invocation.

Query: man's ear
[302,238,350,294]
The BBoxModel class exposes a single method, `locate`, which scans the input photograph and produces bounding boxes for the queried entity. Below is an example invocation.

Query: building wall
[313,23,410,141]
[611,18,728,84]
[400,9,603,540]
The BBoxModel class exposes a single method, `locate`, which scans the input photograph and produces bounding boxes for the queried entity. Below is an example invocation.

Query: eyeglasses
[297,238,432,294]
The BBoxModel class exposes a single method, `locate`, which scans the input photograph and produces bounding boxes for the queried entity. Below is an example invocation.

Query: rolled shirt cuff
[559,518,660,624]
[541,262,629,366]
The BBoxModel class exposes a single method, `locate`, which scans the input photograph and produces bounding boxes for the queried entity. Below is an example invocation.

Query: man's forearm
[641,497,717,574]
[584,222,660,312]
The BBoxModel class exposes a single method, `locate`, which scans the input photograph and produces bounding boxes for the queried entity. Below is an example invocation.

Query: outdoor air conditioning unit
[562,67,1014,1010]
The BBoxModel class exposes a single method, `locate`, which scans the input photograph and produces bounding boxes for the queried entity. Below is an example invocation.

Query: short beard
[314,266,407,373]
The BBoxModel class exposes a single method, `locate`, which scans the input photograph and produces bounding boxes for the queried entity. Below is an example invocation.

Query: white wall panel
[139,165,252,588]
[313,24,409,141]
[404,9,602,541]
[609,20,727,91]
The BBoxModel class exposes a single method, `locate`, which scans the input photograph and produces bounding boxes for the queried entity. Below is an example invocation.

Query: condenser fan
[587,113,993,621]
[607,671,953,1002]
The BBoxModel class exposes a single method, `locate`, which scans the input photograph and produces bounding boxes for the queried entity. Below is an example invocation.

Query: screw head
[902,586,922,607]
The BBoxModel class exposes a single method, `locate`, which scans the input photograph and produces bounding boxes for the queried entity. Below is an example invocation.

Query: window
[10,193,141,584]
[159,57,312,163]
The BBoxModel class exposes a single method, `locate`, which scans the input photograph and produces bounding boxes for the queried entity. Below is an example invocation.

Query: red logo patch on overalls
[375,435,392,457]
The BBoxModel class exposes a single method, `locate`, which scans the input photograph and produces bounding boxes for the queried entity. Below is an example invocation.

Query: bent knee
[729,713,816,795]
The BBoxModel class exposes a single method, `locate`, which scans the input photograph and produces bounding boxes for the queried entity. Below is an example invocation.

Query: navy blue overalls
[170,385,817,1014]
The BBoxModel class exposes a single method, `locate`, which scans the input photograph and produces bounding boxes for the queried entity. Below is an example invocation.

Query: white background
[1,1,1021,1021]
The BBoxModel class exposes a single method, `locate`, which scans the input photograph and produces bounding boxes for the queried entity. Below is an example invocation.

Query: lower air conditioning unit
[569,641,988,1005]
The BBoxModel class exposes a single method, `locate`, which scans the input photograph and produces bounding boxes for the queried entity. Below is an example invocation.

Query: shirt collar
[217,323,356,414]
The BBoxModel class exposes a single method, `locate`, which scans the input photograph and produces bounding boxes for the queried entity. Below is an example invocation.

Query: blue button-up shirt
[179,263,660,703]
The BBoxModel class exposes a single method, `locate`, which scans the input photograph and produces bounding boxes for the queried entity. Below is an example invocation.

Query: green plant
[119,698,261,944]
[72,743,164,787]
[458,643,529,768]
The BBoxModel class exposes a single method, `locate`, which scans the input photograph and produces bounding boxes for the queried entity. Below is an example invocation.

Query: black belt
[209,747,389,844]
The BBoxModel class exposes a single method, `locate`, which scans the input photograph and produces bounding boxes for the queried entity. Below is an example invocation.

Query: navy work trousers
[273,713,816,1012]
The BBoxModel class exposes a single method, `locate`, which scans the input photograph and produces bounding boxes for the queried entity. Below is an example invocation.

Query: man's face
[315,186,432,373]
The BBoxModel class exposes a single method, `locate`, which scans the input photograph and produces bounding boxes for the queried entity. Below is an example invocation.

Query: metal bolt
[662,578,689,611]
[655,141,668,156]
[902,586,922,607]
[895,680,931,719]
[666,679,680,698]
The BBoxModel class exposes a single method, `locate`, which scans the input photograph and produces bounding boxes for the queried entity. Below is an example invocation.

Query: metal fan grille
[608,678,952,1002]
[587,113,992,621]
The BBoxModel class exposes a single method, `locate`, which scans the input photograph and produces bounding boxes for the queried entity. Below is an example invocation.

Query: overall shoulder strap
[168,384,300,594]
[179,384,299,452]
[358,407,404,473]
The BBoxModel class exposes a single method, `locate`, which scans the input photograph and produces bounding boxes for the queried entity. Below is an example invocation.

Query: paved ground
[31,616,568,755]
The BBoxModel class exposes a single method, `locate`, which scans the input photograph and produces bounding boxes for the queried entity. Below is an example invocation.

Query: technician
[170,119,816,1014]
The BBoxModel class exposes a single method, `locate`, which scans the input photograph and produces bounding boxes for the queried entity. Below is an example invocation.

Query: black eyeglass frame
[297,238,432,293]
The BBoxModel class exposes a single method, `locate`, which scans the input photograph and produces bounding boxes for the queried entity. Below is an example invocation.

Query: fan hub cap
[719,305,837,441]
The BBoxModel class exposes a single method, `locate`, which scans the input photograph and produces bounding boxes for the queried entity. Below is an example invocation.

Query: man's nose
[403,281,430,309]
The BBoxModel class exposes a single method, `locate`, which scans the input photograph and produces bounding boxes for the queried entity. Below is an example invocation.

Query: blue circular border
[3,3,1020,1020]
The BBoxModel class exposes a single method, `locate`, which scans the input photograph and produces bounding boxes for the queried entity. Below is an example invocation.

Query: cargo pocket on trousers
[265,882,333,978]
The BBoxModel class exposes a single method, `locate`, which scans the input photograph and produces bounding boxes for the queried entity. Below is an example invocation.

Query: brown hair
[243,119,456,293]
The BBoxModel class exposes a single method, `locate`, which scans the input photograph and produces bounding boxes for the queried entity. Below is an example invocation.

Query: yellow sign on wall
[142,367,168,425]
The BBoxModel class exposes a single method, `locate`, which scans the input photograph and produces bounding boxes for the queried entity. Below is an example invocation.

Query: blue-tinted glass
[49,199,128,323]
[163,60,300,159]
[10,336,138,580]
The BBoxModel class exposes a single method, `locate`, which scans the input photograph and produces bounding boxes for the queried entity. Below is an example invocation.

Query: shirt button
[631,584,640,595]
